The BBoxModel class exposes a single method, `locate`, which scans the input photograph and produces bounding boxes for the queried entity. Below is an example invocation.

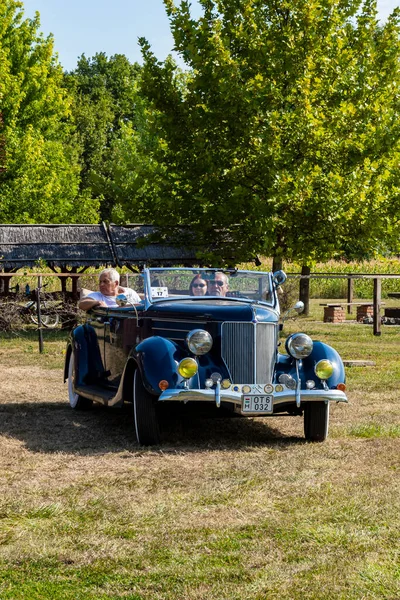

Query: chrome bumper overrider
[158,387,348,414]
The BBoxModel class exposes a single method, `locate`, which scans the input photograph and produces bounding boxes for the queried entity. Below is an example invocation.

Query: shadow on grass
[0,400,306,455]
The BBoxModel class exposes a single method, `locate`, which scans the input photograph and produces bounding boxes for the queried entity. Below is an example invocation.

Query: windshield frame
[143,268,276,309]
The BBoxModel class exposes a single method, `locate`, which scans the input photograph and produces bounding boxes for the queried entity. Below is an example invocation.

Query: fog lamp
[306,380,316,389]
[178,358,198,379]
[186,329,213,355]
[278,374,296,389]
[205,379,213,389]
[286,333,313,359]
[314,359,334,380]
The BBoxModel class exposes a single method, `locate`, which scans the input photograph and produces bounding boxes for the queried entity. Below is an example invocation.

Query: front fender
[135,336,186,395]
[303,341,346,387]
[276,341,345,388]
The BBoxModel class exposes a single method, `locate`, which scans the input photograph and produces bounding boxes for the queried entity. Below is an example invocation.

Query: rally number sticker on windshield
[151,286,168,298]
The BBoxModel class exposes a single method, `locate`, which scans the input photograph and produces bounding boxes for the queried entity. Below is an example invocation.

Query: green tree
[64,53,142,221]
[130,0,400,265]
[0,0,99,223]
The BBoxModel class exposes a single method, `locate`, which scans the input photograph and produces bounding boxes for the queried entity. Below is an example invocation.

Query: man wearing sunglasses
[207,272,229,297]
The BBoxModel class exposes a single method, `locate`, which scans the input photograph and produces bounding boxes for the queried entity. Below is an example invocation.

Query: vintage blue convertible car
[64,268,347,445]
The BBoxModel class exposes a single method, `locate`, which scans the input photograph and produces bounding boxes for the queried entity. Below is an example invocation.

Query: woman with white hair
[78,268,141,311]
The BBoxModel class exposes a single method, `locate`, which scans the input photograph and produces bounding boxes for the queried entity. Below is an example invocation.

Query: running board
[75,385,116,406]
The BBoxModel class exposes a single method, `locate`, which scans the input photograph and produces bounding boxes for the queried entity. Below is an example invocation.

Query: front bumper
[158,387,348,415]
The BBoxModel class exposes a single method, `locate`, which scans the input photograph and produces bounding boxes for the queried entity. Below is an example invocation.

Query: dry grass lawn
[0,319,399,599]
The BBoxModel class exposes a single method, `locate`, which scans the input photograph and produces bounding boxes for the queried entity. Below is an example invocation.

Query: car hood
[146,299,279,323]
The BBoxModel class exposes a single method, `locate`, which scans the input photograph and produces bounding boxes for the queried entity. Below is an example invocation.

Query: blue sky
[21,0,400,72]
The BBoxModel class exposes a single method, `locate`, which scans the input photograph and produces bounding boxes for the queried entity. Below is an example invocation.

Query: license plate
[242,395,273,413]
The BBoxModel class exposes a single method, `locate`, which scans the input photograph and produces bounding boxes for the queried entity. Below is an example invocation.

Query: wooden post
[299,265,310,316]
[373,277,381,336]
[60,275,67,294]
[71,267,79,299]
[347,276,354,314]
[36,276,44,352]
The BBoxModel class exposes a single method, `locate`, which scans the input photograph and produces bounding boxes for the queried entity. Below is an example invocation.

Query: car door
[104,309,143,387]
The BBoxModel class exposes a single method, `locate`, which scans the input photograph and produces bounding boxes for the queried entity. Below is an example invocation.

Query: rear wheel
[133,370,160,445]
[67,351,93,410]
[304,402,330,442]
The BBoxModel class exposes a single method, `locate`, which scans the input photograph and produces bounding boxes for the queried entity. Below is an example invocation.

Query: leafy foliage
[131,0,400,264]
[0,1,99,223]
[64,53,143,221]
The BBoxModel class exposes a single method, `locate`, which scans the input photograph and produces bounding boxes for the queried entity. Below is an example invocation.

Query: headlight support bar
[295,359,301,408]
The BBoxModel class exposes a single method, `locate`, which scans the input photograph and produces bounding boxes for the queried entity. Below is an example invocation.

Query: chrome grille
[221,322,276,383]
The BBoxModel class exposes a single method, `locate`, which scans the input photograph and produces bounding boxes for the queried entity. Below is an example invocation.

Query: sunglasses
[193,283,206,288]
[209,280,225,287]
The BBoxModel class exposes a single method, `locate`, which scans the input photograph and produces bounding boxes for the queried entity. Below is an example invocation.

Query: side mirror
[293,301,305,314]
[273,270,287,287]
[116,294,128,307]
[282,301,305,323]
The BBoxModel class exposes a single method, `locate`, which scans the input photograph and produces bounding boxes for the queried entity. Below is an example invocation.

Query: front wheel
[67,351,93,410]
[133,370,160,445]
[304,402,330,442]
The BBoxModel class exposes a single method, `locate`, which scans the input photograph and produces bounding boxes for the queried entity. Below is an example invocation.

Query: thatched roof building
[0,223,200,272]
[109,224,197,269]
[0,224,114,270]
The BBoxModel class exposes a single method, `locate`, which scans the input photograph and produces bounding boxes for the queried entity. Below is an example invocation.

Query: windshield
[146,269,274,304]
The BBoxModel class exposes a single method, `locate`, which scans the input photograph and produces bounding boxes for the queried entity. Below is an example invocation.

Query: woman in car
[189,274,207,296]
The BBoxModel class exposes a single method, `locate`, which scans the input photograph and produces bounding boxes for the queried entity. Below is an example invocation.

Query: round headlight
[314,359,334,380]
[186,329,213,355]
[286,333,313,359]
[178,358,198,379]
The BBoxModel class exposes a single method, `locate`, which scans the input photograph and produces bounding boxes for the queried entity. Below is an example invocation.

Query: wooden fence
[287,272,400,335]
[1,271,400,339]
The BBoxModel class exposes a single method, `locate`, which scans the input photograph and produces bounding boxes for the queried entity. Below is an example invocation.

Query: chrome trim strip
[151,318,207,324]
[150,336,189,342]
[153,326,199,331]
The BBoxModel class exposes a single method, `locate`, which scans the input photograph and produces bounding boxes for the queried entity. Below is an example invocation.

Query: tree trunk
[299,264,310,316]
[272,256,283,272]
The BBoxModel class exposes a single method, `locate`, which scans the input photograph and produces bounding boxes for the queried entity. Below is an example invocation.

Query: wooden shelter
[0,224,114,294]
[0,223,200,294]
[109,224,198,270]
